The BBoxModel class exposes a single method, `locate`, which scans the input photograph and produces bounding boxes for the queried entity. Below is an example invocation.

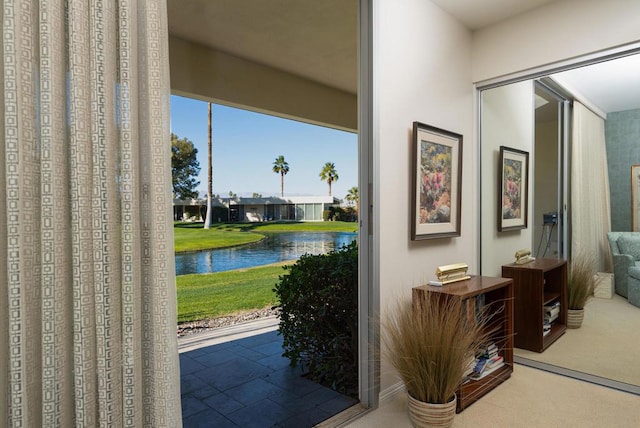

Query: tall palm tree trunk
[204,102,213,228]
[281,172,284,197]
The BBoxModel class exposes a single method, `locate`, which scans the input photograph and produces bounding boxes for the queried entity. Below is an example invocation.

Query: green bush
[273,241,358,397]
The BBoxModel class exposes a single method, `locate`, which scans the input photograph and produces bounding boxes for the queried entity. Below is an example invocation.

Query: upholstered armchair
[607,232,640,299]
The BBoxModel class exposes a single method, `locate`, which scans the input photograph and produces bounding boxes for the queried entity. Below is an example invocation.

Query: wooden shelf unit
[412,276,514,413]
[501,258,567,353]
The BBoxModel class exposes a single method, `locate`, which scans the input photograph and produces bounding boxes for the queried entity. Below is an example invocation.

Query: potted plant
[566,252,596,328]
[382,295,489,428]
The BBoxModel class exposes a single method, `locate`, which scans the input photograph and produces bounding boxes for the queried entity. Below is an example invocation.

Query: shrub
[273,241,358,397]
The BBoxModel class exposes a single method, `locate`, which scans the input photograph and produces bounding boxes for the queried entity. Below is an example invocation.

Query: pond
[175,231,357,276]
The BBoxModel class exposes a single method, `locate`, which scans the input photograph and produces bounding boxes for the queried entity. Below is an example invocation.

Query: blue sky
[170,95,358,200]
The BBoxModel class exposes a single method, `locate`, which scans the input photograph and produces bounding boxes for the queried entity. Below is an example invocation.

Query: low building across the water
[173,195,339,222]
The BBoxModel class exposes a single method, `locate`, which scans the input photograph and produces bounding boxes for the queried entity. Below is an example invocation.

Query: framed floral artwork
[411,122,463,240]
[498,146,529,232]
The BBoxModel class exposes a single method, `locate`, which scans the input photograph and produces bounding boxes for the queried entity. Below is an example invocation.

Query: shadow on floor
[180,330,359,427]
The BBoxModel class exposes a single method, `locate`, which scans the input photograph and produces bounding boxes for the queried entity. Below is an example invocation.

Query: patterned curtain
[1,1,181,426]
[571,102,612,272]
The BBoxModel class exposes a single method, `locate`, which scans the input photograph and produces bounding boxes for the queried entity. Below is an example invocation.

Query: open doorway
[171,99,361,426]
[533,81,568,260]
[165,1,375,423]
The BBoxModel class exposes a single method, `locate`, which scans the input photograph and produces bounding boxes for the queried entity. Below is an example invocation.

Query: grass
[174,220,357,252]
[382,297,490,404]
[249,221,358,233]
[567,251,596,310]
[190,220,358,233]
[174,222,264,253]
[174,220,358,321]
[176,262,292,323]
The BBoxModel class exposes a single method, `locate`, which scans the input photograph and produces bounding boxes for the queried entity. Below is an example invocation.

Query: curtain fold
[571,102,613,272]
[1,1,181,426]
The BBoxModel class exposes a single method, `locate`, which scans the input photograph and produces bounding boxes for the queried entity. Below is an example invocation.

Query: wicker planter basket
[407,393,456,428]
[567,308,584,329]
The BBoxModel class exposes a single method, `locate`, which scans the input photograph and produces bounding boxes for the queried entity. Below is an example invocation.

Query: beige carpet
[347,365,640,427]
[514,294,640,386]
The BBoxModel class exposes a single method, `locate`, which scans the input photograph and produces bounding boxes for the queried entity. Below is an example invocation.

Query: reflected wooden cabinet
[412,276,514,413]
[502,258,567,353]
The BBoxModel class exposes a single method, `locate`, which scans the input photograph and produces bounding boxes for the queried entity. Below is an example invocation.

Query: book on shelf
[462,295,488,326]
[544,301,560,325]
[544,301,560,310]
[472,357,488,376]
[543,321,551,336]
[544,311,559,324]
[470,361,505,380]
[544,306,559,318]
[544,301,560,314]
[478,341,497,357]
[469,342,505,381]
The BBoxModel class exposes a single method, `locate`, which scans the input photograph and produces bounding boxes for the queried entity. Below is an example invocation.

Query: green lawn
[173,222,264,253]
[187,220,358,234]
[176,262,292,322]
[174,220,358,321]
[250,221,358,233]
[174,220,357,253]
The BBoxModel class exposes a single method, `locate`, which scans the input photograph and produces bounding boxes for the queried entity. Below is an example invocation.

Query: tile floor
[180,330,359,427]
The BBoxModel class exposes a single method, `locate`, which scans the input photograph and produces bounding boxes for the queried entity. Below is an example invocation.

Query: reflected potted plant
[567,252,596,328]
[382,296,489,427]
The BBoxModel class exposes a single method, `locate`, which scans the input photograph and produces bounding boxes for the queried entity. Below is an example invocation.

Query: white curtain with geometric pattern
[1,1,182,426]
[571,101,612,273]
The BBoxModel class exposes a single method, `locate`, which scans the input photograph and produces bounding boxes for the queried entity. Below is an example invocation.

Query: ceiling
[167,0,640,115]
[429,0,561,30]
[551,54,640,114]
[167,0,358,94]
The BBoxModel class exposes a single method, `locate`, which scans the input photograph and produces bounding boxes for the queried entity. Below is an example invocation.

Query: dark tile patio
[180,330,359,427]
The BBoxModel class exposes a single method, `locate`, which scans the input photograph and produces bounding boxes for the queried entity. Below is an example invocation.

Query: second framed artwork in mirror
[498,146,529,232]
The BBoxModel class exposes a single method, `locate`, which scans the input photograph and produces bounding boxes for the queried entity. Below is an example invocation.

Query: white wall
[371,0,640,404]
[480,82,534,276]
[376,0,474,393]
[472,0,640,82]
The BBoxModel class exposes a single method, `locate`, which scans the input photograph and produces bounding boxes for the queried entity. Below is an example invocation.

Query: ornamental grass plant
[382,295,491,404]
[567,252,597,310]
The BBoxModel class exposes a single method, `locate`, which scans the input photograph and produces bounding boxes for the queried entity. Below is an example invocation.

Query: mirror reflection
[480,53,640,390]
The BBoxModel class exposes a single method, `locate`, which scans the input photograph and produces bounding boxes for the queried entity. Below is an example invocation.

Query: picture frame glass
[412,122,462,240]
[499,146,529,231]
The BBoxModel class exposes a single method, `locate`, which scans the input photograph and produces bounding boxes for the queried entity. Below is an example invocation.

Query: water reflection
[175,232,357,275]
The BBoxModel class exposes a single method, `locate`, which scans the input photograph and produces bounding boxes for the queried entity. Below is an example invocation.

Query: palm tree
[346,186,359,213]
[272,155,290,197]
[319,162,339,196]
[204,102,213,229]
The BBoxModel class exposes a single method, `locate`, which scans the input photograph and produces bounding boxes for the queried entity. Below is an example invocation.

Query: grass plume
[382,296,490,404]
[567,252,596,310]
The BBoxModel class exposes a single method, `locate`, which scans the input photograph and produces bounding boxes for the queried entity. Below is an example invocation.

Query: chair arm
[612,253,634,272]
[612,253,634,298]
